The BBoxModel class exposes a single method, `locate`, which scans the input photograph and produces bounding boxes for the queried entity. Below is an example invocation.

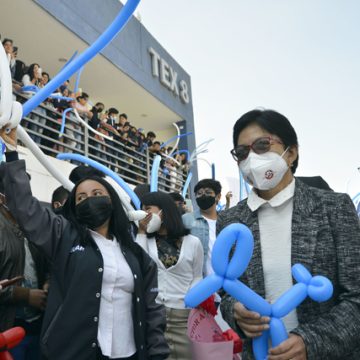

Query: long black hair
[27,63,40,81]
[141,191,189,240]
[64,176,136,251]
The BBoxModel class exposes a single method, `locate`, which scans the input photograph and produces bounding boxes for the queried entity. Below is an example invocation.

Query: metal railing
[14,91,189,194]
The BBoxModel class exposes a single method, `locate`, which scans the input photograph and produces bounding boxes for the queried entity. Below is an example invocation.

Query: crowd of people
[2,36,190,188]
[1,108,360,360]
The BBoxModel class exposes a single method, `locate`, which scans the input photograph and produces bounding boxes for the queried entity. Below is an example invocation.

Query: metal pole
[146,148,151,184]
[84,122,89,157]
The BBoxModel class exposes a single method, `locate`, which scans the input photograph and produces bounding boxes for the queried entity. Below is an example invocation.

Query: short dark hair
[233,109,299,173]
[107,107,119,115]
[82,92,89,99]
[51,186,70,208]
[2,38,13,45]
[169,192,185,203]
[119,113,128,119]
[147,131,156,138]
[95,102,104,108]
[194,179,222,195]
[69,165,105,184]
[153,141,161,146]
[141,192,189,239]
[42,72,50,79]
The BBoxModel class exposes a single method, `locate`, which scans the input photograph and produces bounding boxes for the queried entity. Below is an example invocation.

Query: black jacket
[0,209,48,332]
[0,159,169,360]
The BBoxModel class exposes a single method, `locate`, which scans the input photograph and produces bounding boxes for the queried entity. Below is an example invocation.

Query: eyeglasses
[230,136,283,162]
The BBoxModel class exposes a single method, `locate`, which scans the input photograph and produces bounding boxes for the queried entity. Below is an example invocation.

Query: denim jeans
[10,335,41,360]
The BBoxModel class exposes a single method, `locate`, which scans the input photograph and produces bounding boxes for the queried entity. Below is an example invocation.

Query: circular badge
[265,170,274,180]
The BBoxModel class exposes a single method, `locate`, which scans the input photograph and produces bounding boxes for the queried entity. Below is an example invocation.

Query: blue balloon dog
[184,223,333,360]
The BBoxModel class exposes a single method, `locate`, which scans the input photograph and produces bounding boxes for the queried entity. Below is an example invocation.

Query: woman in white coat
[136,191,203,360]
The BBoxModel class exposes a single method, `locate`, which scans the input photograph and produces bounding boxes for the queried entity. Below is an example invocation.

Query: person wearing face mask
[182,179,222,277]
[136,192,203,360]
[220,109,360,360]
[0,126,169,360]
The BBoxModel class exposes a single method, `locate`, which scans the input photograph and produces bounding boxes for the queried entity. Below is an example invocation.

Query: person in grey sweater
[220,109,360,360]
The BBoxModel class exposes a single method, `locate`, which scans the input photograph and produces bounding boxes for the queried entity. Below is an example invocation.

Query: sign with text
[149,47,190,104]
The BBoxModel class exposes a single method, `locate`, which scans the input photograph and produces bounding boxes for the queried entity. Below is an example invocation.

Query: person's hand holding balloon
[268,333,306,360]
[138,212,152,234]
[234,302,270,338]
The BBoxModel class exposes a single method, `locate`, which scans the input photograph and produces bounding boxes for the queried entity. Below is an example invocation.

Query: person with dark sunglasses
[220,109,360,360]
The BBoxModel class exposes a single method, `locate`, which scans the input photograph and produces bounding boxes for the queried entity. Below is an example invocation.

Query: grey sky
[137,1,360,200]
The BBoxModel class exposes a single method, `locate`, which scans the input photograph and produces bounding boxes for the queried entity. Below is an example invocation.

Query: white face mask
[239,149,289,190]
[146,210,162,233]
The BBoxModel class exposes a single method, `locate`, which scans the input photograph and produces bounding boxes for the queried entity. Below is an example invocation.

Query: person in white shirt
[136,191,204,360]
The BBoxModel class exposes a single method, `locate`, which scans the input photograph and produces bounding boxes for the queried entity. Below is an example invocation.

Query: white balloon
[127,210,147,222]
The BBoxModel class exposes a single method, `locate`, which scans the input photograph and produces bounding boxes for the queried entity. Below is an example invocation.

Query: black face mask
[75,196,112,229]
[196,195,216,211]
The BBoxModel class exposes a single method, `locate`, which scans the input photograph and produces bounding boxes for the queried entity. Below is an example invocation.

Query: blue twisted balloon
[56,153,141,210]
[59,108,73,138]
[185,223,333,360]
[21,85,74,102]
[74,66,84,93]
[0,139,5,163]
[182,171,193,199]
[22,0,141,117]
[216,202,226,212]
[150,155,162,192]
[60,50,78,71]
[171,149,190,159]
[239,170,251,201]
[211,163,215,180]
[352,192,360,204]
[160,132,193,149]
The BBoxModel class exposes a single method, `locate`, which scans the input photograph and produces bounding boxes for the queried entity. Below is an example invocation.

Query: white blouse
[91,231,136,358]
[247,179,299,332]
[136,233,203,309]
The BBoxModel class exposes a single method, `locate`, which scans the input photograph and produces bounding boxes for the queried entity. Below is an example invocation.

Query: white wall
[17,146,76,203]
